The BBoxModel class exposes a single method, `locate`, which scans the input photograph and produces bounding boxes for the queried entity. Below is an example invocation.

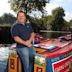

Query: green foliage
[52,7,65,18]
[49,7,65,37]
[8,0,47,13]
[51,7,65,31]
[30,15,52,33]
[0,13,16,24]
[69,20,72,26]
[0,17,3,24]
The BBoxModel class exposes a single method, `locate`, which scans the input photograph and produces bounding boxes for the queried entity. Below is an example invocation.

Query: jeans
[16,46,35,72]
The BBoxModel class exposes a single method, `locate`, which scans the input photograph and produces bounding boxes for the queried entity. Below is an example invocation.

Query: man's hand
[14,36,32,48]
[25,40,32,48]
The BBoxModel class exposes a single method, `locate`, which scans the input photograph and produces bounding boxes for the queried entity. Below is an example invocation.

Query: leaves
[51,7,65,31]
[8,0,47,14]
[0,13,16,24]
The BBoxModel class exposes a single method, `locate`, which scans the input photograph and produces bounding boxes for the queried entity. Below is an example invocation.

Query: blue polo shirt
[11,22,33,48]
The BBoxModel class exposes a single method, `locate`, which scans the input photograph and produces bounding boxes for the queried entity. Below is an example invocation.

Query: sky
[0,0,16,16]
[0,0,72,21]
[45,0,72,21]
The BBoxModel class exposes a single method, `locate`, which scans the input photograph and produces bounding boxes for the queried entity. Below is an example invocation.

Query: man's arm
[14,36,32,47]
[29,32,35,42]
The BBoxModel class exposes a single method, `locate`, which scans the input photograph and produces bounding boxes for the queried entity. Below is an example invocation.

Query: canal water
[0,47,12,72]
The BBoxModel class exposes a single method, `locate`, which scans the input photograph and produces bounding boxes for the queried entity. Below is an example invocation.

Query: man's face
[17,12,26,24]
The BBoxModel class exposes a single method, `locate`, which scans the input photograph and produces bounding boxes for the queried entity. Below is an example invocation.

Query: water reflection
[0,47,12,72]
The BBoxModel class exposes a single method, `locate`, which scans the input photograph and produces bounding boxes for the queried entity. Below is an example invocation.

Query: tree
[2,13,16,24]
[69,20,72,26]
[44,15,52,30]
[51,7,65,31]
[29,15,52,33]
[48,7,66,37]
[8,0,49,14]
[0,17,3,24]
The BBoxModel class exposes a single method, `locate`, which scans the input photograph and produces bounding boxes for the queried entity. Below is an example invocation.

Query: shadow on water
[0,26,14,44]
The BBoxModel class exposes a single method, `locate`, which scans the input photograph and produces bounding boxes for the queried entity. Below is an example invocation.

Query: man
[11,10,35,72]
